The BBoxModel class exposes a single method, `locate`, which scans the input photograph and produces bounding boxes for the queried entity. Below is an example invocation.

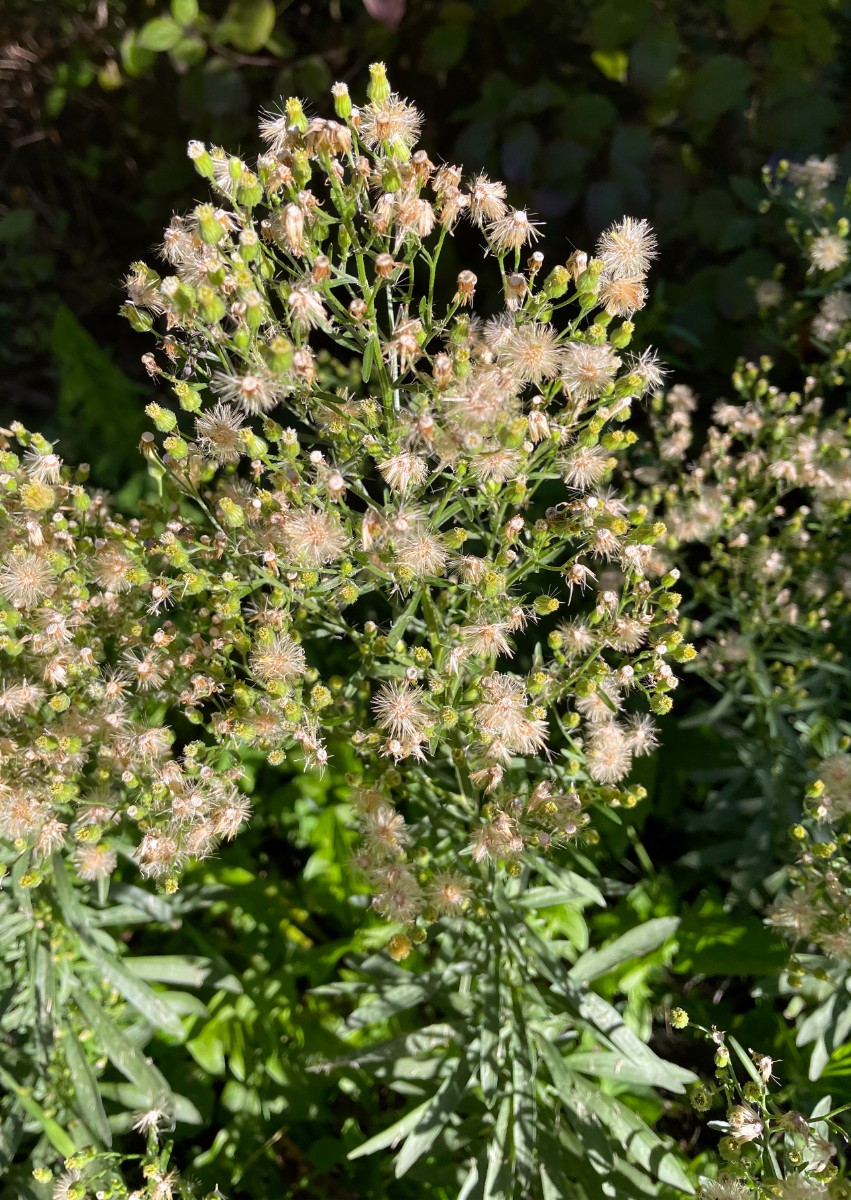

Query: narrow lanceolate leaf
[78,940,186,1041]
[567,1076,694,1194]
[122,955,240,992]
[538,1041,693,1193]
[74,990,172,1104]
[348,1096,434,1160]
[0,1068,77,1158]
[63,1028,112,1146]
[576,991,697,1092]
[393,1059,471,1177]
[0,1110,24,1173]
[568,917,680,984]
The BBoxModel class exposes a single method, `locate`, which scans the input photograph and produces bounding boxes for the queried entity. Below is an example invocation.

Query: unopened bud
[331,81,352,119]
[367,62,391,104]
[187,140,214,179]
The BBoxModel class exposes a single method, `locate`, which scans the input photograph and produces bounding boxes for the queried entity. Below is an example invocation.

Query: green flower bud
[367,61,391,104]
[198,285,227,324]
[237,172,263,208]
[173,382,202,412]
[285,97,309,132]
[609,321,635,349]
[145,404,178,434]
[187,140,214,179]
[543,265,570,299]
[195,204,227,245]
[120,303,154,332]
[261,335,294,374]
[163,435,189,461]
[332,81,352,120]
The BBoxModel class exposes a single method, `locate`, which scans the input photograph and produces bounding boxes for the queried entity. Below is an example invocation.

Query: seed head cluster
[1,65,682,938]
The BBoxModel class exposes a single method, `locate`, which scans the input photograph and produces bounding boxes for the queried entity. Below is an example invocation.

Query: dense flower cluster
[0,64,690,928]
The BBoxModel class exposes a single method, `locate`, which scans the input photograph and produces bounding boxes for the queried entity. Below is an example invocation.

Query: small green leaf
[591,49,628,83]
[187,1021,228,1076]
[137,16,184,51]
[170,34,207,66]
[361,337,375,384]
[218,0,276,53]
[171,0,199,25]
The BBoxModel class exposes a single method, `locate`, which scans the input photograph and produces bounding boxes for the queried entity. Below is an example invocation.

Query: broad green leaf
[684,55,753,126]
[120,29,156,76]
[74,990,172,1102]
[63,1028,112,1146]
[568,917,679,984]
[170,34,207,66]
